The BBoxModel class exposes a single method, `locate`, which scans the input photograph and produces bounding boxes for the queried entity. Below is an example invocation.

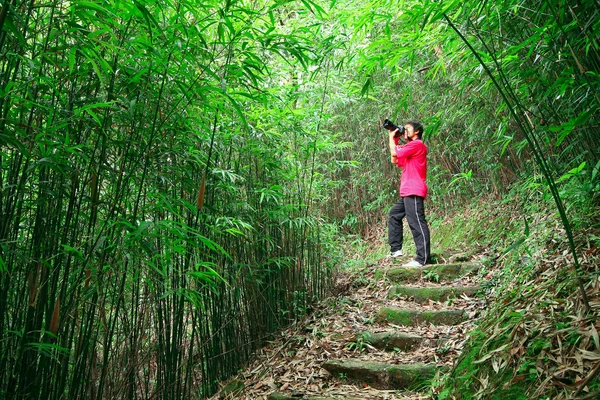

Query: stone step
[357,331,423,351]
[376,262,481,283]
[388,285,482,303]
[430,251,473,264]
[268,394,361,400]
[376,307,468,326]
[322,358,436,390]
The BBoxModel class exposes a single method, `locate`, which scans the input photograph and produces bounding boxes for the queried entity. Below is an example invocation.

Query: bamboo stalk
[443,11,591,313]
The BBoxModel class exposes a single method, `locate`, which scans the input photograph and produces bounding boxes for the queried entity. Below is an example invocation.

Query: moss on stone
[383,267,422,283]
[389,286,482,303]
[268,395,359,400]
[420,310,467,325]
[376,308,415,325]
[221,379,244,396]
[423,262,481,280]
[388,362,436,390]
[267,394,291,400]
[389,286,450,302]
[378,262,481,284]
[377,307,467,326]
[322,358,436,390]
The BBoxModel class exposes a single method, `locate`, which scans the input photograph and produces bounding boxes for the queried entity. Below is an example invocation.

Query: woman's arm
[389,130,398,164]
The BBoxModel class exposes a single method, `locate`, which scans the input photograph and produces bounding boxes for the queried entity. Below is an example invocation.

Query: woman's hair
[406,120,424,139]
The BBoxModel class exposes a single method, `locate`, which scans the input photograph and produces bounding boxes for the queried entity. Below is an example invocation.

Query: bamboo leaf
[360,76,372,96]
[2,17,26,47]
[473,344,509,364]
[75,0,115,17]
[557,162,586,183]
[299,0,326,17]
[188,265,228,286]
[133,0,162,32]
[25,341,70,361]
[61,244,85,261]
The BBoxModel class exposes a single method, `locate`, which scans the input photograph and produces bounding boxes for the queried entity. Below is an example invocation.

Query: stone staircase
[265,256,484,400]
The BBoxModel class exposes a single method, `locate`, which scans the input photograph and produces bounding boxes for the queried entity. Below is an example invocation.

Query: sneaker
[403,260,423,267]
[387,249,403,258]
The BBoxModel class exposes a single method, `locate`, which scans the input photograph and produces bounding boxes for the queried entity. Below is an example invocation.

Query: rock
[376,307,468,326]
[449,252,471,263]
[376,266,422,282]
[322,358,436,390]
[377,262,482,283]
[387,285,482,303]
[428,252,449,264]
[358,331,423,351]
[267,394,288,400]
[268,394,360,400]
[425,262,480,280]
[220,379,244,398]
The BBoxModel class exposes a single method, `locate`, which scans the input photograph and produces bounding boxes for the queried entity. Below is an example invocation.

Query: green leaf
[75,0,115,16]
[25,341,70,361]
[299,0,326,17]
[61,244,85,260]
[68,47,77,75]
[592,160,600,182]
[2,17,26,47]
[133,0,161,32]
[360,76,372,96]
[557,161,586,183]
[189,264,228,286]
[552,110,593,146]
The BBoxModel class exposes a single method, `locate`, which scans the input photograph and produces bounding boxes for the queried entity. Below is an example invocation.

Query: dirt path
[211,252,488,400]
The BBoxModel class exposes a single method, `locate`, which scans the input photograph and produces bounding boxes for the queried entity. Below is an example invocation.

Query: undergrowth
[434,180,600,400]
[333,168,600,400]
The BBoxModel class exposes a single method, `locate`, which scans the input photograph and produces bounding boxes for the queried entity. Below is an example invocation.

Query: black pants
[388,196,431,264]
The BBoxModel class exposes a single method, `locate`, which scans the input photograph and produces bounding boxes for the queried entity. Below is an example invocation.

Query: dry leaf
[591,324,600,350]
[579,349,600,360]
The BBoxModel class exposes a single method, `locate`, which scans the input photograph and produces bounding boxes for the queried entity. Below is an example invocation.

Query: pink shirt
[395,140,428,198]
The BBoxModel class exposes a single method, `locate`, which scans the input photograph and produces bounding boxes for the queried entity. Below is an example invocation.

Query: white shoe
[387,249,403,258]
[403,260,423,267]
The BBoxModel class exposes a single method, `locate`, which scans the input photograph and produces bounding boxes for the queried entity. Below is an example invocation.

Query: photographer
[385,120,431,266]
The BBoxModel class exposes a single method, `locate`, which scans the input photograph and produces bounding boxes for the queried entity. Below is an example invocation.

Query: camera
[383,119,405,137]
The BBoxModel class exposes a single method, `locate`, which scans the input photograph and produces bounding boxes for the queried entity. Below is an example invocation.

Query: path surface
[213,252,488,399]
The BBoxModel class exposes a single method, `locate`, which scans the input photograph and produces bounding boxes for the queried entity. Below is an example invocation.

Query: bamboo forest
[0,0,598,399]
